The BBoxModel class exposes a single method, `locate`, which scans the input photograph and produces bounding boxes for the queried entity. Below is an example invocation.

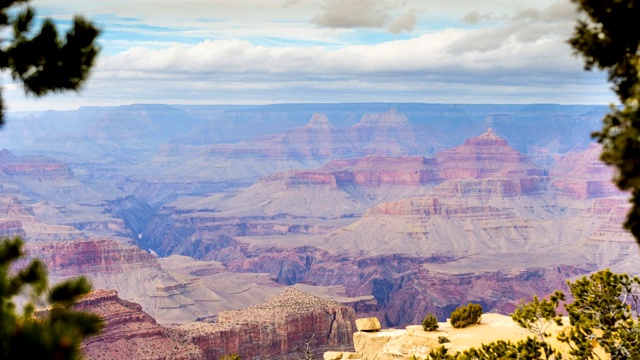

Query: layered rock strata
[550,143,624,199]
[77,290,205,360]
[436,128,543,180]
[174,288,356,359]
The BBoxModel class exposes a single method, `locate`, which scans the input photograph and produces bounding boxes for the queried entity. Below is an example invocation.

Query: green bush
[422,313,439,331]
[449,303,482,329]
[220,354,241,360]
[438,336,450,344]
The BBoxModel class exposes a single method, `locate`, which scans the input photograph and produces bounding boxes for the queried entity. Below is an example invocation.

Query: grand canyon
[2,103,637,359]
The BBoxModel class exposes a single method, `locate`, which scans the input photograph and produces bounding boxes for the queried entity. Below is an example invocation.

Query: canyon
[1,103,637,358]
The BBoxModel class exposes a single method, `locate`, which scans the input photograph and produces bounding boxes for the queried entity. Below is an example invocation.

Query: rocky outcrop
[585,197,636,265]
[0,195,82,241]
[25,239,160,277]
[436,128,543,180]
[174,288,356,359]
[77,290,205,360]
[268,156,439,188]
[0,149,74,180]
[328,314,570,360]
[550,143,624,199]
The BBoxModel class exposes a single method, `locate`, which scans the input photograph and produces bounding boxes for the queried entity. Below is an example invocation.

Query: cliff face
[174,288,356,359]
[77,290,205,360]
[550,143,624,199]
[0,195,83,241]
[25,239,160,277]
[268,156,440,188]
[0,149,74,180]
[436,128,542,180]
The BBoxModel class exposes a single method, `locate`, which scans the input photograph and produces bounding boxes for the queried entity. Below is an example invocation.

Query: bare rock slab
[356,317,382,331]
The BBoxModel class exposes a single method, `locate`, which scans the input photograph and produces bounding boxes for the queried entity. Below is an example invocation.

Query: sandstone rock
[175,288,356,359]
[356,317,381,331]
[0,149,74,180]
[77,290,205,360]
[24,238,160,277]
[344,314,571,360]
[324,351,362,359]
[436,128,543,180]
[550,143,624,199]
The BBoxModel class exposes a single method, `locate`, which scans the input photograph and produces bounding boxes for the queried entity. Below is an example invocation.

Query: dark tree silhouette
[0,0,100,125]
[0,237,103,359]
[569,0,640,243]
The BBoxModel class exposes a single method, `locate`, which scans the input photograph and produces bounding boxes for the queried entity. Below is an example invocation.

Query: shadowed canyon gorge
[2,103,637,359]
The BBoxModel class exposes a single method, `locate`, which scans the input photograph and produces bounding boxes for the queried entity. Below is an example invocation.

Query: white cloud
[5,0,611,111]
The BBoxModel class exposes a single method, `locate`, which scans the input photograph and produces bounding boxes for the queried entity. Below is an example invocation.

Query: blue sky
[4,0,614,111]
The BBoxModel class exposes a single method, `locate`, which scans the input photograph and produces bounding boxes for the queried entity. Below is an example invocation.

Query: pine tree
[569,0,640,243]
[0,237,103,360]
[0,0,100,125]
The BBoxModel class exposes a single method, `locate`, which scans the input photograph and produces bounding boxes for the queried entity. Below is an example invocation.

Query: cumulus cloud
[100,22,578,79]
[311,0,390,28]
[461,11,499,24]
[6,0,609,110]
[310,0,417,33]
[387,9,417,34]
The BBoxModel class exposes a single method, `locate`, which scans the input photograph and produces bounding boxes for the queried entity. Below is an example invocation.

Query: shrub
[422,313,439,331]
[449,303,482,329]
[438,336,450,344]
[220,354,241,360]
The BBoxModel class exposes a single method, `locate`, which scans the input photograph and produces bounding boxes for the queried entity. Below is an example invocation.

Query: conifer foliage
[0,0,100,124]
[0,237,103,360]
[569,0,640,243]
[425,269,640,360]
[511,291,565,341]
[422,313,439,331]
[449,303,482,329]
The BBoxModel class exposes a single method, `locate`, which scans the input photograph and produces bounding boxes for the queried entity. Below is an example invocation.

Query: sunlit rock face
[436,128,543,180]
[77,290,205,360]
[173,288,356,360]
[550,143,625,199]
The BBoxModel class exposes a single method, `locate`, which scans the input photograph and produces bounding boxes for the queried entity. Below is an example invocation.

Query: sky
[3,0,615,111]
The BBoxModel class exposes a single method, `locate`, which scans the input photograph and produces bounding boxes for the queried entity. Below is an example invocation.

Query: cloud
[387,9,417,34]
[309,0,418,33]
[311,0,390,28]
[5,0,610,111]
[461,11,498,24]
[99,22,580,80]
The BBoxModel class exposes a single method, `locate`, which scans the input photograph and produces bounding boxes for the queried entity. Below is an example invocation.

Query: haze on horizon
[6,0,613,112]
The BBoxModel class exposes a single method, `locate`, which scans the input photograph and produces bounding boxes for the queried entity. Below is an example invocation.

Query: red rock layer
[550,143,625,199]
[175,288,356,359]
[269,156,439,188]
[77,290,204,360]
[203,109,425,160]
[25,239,160,277]
[0,219,26,238]
[0,149,74,180]
[436,128,543,180]
[366,192,520,219]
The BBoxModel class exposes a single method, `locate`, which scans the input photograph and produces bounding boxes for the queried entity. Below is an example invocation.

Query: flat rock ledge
[326,314,571,360]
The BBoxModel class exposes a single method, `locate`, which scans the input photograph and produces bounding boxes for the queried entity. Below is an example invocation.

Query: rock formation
[550,143,625,199]
[174,288,356,359]
[436,128,543,180]
[77,290,205,360]
[24,239,160,277]
[325,314,570,360]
